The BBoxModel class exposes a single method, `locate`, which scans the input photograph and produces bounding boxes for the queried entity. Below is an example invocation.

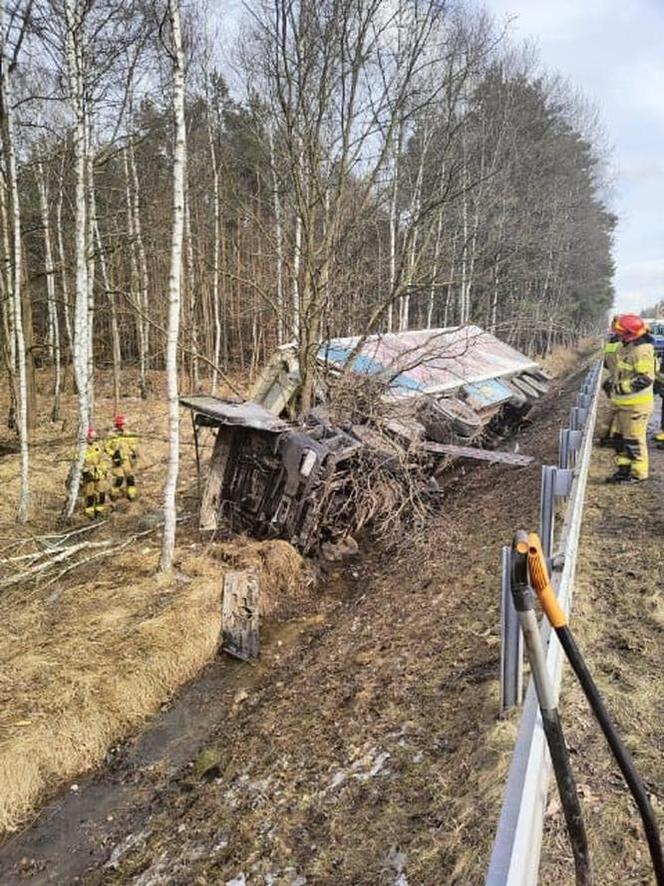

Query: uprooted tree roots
[317,374,442,545]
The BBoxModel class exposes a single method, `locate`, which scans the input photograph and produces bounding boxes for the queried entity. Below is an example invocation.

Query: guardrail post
[539,466,555,561]
[559,428,570,470]
[500,546,523,715]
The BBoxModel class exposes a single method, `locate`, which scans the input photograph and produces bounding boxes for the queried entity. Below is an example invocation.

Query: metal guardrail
[489,361,602,885]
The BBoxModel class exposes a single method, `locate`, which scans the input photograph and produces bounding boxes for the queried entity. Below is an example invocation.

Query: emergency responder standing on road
[607,314,655,483]
[599,316,622,447]
[653,350,664,447]
[82,427,108,518]
[106,414,139,502]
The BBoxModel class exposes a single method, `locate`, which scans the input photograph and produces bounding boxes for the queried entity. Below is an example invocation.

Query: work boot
[605,466,631,484]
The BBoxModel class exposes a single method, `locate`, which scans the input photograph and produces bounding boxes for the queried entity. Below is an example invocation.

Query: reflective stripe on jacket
[611,339,655,408]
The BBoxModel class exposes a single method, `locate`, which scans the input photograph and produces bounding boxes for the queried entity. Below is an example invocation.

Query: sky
[484,0,664,314]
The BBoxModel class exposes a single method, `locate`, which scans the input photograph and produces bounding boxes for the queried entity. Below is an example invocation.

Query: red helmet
[614,313,648,343]
[87,426,96,441]
[114,414,126,430]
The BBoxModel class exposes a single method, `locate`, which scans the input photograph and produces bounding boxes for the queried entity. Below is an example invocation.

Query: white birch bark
[292,209,301,342]
[128,132,150,397]
[427,210,444,329]
[62,0,91,521]
[85,138,96,419]
[122,145,145,393]
[183,191,199,389]
[267,125,284,347]
[36,159,62,421]
[56,146,73,351]
[0,0,29,520]
[160,0,186,572]
[207,104,222,386]
[0,164,17,408]
[387,135,402,334]
[92,201,121,413]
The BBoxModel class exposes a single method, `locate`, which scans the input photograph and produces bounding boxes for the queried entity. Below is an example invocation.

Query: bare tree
[61,0,91,521]
[159,0,186,572]
[0,0,31,522]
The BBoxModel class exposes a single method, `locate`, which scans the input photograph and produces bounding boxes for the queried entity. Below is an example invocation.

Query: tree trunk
[62,0,91,522]
[93,212,121,413]
[208,104,222,389]
[36,159,62,421]
[85,140,96,420]
[268,125,284,346]
[56,145,73,356]
[128,133,150,397]
[0,157,17,427]
[0,1,29,520]
[159,0,186,572]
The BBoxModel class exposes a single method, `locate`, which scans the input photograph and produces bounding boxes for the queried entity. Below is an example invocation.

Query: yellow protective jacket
[82,442,106,481]
[105,431,139,469]
[611,337,655,409]
[603,338,621,377]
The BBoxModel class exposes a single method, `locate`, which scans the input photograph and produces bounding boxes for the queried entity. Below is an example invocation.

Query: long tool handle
[511,534,593,886]
[527,533,664,886]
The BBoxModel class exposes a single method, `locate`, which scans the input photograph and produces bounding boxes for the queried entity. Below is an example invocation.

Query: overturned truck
[182,326,549,551]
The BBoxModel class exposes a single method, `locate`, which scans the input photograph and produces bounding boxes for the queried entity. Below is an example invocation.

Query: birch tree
[0,0,30,521]
[61,0,91,521]
[159,0,186,572]
[36,157,62,420]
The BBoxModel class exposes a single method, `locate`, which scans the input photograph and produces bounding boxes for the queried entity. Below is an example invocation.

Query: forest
[0,0,616,559]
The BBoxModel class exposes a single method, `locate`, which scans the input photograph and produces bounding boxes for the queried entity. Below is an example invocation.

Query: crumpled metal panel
[179,395,290,433]
[318,326,539,397]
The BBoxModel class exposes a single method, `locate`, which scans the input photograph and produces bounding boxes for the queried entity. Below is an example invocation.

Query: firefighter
[606,313,655,483]
[599,316,622,446]
[106,414,139,501]
[653,350,664,447]
[82,427,108,518]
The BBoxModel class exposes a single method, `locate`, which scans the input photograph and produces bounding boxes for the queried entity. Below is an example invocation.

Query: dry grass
[0,369,308,835]
[540,336,599,377]
[0,551,221,834]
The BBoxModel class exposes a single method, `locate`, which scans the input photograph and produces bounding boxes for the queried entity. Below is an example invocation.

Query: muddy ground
[539,410,664,886]
[0,359,601,885]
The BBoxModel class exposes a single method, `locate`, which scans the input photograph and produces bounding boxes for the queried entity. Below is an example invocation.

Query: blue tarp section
[318,345,425,392]
[463,378,513,408]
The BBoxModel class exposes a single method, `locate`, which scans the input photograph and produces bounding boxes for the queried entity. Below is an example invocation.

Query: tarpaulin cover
[318,326,539,397]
